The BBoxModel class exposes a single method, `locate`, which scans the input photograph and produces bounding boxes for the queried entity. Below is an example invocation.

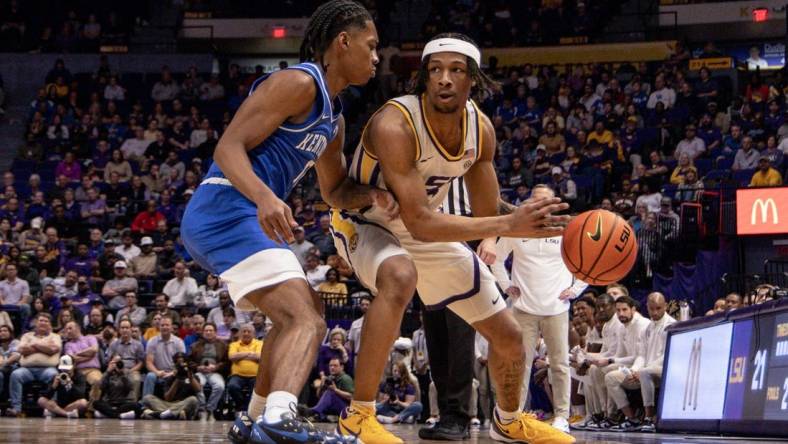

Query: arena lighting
[752,7,769,22]
[272,26,286,38]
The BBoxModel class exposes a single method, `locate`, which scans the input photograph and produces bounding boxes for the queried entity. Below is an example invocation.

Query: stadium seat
[732,169,755,187]
[694,158,712,176]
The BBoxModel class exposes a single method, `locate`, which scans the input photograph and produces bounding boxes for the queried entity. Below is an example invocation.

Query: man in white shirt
[746,46,769,70]
[347,294,371,369]
[289,226,314,267]
[304,254,330,290]
[607,292,675,432]
[588,296,649,428]
[120,127,150,163]
[572,293,622,430]
[646,76,676,109]
[163,261,199,308]
[474,332,492,424]
[489,185,587,433]
[114,234,141,263]
[674,125,705,161]
[0,263,32,322]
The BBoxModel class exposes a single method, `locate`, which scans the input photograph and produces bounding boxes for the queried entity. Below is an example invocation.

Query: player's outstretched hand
[507,197,570,238]
[257,195,298,244]
[476,238,497,265]
[370,188,399,220]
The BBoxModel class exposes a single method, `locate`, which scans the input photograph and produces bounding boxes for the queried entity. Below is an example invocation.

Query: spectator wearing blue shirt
[521,96,543,130]
[697,113,721,152]
[495,99,518,127]
[722,124,743,156]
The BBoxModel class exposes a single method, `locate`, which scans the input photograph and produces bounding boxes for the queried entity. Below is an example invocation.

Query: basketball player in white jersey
[331,33,575,444]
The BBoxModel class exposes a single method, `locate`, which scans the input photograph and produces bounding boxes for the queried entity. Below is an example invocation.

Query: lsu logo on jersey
[330,210,358,253]
[462,146,476,169]
[295,132,328,156]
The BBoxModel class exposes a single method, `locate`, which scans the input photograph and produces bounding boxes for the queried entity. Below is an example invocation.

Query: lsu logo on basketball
[614,225,632,252]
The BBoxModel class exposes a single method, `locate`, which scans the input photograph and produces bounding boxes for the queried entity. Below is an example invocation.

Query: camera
[116,360,124,370]
[58,373,70,382]
[176,361,190,378]
[383,377,398,399]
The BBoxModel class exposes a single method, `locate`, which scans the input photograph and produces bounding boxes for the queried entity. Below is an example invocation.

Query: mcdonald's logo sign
[751,198,778,225]
[737,188,788,235]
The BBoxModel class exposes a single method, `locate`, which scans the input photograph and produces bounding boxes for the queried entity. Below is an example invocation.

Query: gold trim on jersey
[471,100,483,161]
[385,100,421,161]
[419,94,467,162]
[358,150,378,185]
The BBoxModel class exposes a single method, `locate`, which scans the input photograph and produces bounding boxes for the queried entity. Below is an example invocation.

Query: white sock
[263,391,298,423]
[248,393,267,420]
[495,405,519,424]
[119,411,136,420]
[349,400,375,413]
[67,410,79,419]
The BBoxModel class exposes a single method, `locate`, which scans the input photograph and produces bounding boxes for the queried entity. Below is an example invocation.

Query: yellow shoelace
[515,412,539,440]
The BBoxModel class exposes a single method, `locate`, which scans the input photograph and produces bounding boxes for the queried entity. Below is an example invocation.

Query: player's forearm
[321,179,375,210]
[214,141,276,205]
[404,211,513,243]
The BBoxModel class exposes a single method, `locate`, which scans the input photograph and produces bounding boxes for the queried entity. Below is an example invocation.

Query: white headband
[421,38,481,67]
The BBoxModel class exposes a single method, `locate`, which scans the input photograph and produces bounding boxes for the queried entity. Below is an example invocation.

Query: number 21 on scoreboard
[752,349,767,391]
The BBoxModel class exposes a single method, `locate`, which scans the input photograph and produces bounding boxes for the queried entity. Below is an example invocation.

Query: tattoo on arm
[497,199,517,215]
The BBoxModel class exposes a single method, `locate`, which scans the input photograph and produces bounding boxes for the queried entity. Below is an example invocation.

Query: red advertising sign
[736,188,788,235]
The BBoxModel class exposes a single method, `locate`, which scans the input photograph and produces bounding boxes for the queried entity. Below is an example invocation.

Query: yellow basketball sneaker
[490,410,576,443]
[338,406,404,444]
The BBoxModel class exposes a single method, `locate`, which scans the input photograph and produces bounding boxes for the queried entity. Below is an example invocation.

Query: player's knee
[377,258,417,304]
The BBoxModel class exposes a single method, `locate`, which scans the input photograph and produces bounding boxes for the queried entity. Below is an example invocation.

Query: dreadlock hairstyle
[299,0,372,65]
[412,33,499,96]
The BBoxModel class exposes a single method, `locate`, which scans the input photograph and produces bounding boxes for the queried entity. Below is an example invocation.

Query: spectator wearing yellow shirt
[143,313,162,341]
[317,268,348,307]
[669,154,695,185]
[587,121,614,148]
[538,121,566,155]
[750,157,783,187]
[227,324,263,410]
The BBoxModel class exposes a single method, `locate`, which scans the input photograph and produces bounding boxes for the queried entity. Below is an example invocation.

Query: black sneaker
[609,418,641,432]
[570,416,596,431]
[586,417,615,431]
[418,417,470,441]
[638,418,656,433]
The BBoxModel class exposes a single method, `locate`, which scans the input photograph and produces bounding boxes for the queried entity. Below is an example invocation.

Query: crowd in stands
[0,0,145,52]
[0,26,786,430]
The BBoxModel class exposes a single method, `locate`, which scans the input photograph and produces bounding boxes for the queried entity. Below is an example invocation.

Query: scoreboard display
[659,302,788,437]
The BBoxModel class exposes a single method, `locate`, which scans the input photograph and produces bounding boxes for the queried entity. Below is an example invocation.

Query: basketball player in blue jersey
[330,34,575,443]
[180,2,397,443]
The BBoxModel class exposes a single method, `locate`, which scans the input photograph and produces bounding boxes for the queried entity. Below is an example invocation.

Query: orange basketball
[561,209,638,286]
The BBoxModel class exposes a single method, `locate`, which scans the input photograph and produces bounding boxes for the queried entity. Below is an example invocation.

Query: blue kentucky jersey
[202,62,342,199]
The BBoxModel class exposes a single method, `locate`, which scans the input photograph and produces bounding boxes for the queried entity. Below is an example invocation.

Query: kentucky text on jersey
[200,62,342,199]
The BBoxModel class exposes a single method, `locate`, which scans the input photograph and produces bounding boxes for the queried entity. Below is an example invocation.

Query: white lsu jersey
[331,94,506,325]
[346,94,483,220]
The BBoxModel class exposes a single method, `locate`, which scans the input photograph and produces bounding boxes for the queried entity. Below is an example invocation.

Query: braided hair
[300,0,372,65]
[412,33,499,95]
